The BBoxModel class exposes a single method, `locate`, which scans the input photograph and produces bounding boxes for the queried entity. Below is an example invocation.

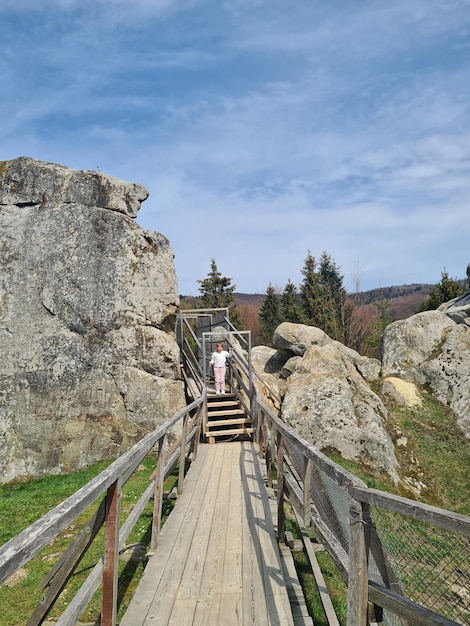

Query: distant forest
[180,283,430,348]
[233,283,432,323]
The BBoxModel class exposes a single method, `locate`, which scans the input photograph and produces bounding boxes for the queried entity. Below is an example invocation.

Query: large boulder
[273,321,329,355]
[379,311,456,381]
[380,310,470,438]
[252,324,398,481]
[280,341,399,482]
[250,346,287,411]
[0,157,185,482]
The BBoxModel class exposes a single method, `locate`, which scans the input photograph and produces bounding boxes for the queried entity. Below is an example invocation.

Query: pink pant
[214,366,226,392]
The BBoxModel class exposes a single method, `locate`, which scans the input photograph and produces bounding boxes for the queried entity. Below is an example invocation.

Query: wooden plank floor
[120,441,300,626]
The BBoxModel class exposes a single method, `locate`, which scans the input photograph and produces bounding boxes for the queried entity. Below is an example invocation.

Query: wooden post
[193,404,202,459]
[276,429,285,542]
[265,418,272,489]
[178,411,188,495]
[102,479,121,626]
[258,405,265,458]
[347,498,371,626]
[151,435,166,551]
[303,457,312,528]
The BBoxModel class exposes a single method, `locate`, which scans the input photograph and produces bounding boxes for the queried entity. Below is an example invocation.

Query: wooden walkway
[120,441,313,626]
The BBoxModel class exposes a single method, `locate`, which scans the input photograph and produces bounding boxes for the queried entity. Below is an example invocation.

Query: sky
[1,0,470,296]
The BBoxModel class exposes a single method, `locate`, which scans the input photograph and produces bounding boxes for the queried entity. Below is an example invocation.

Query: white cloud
[1,0,470,294]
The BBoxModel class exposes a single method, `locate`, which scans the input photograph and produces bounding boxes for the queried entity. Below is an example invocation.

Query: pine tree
[364,292,391,356]
[317,251,350,342]
[299,250,352,343]
[299,250,320,325]
[197,259,243,327]
[281,279,303,323]
[259,283,281,345]
[420,268,464,311]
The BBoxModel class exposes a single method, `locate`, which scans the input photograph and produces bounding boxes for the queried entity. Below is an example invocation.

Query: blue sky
[1,0,470,296]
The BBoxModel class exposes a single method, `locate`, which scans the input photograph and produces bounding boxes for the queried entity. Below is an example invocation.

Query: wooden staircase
[205,393,254,444]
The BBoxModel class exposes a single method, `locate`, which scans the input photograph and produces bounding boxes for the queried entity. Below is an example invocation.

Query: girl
[210,343,232,394]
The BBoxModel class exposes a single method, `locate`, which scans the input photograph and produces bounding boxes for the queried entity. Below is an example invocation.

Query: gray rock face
[0,156,148,217]
[380,309,470,438]
[380,311,456,381]
[0,157,185,482]
[438,292,470,325]
[273,322,329,355]
[255,326,399,481]
[281,342,399,482]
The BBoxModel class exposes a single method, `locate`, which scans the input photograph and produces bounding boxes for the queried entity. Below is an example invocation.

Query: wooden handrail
[0,395,204,625]
[251,385,469,626]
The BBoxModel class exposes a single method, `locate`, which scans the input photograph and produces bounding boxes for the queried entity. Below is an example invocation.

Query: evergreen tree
[281,279,303,323]
[197,259,242,327]
[317,251,350,342]
[198,258,235,307]
[420,268,464,311]
[259,283,281,345]
[364,292,391,356]
[299,250,352,343]
[299,250,320,325]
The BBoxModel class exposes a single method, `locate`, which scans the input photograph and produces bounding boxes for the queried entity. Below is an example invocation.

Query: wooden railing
[0,395,205,626]
[2,308,469,626]
[252,391,470,626]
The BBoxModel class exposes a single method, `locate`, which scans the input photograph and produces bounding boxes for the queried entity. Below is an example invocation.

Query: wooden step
[207,399,239,407]
[207,408,246,418]
[208,427,254,437]
[204,393,253,444]
[208,417,253,428]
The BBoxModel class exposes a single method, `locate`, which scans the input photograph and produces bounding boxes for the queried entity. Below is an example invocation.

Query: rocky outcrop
[0,157,185,482]
[438,292,470,325]
[252,283,470,489]
[257,322,399,482]
[273,322,329,354]
[380,309,470,438]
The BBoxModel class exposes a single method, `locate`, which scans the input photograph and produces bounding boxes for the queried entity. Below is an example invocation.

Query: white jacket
[210,350,231,367]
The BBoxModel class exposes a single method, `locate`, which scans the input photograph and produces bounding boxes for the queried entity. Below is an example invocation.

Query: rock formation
[267,323,398,482]
[0,157,185,482]
[380,308,470,438]
[252,280,470,487]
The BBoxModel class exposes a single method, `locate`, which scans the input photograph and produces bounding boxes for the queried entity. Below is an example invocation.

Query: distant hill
[233,293,265,308]
[353,283,435,320]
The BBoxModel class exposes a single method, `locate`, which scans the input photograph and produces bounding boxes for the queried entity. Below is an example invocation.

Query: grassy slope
[331,390,470,515]
[0,457,178,625]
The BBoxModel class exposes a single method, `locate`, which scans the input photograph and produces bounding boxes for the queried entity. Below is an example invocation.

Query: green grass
[284,514,347,626]
[0,456,179,626]
[0,460,111,545]
[388,394,470,514]
[327,390,470,515]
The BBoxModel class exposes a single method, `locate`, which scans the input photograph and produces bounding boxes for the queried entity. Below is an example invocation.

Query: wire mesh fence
[271,415,470,625]
[371,507,470,625]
